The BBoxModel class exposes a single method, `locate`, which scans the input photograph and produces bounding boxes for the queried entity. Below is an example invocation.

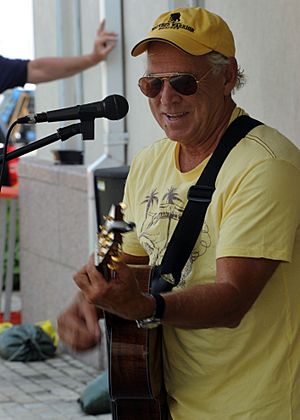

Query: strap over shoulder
[150,115,263,294]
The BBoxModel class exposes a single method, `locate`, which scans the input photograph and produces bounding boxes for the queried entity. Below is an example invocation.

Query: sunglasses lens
[138,77,163,98]
[170,74,198,95]
[138,74,198,98]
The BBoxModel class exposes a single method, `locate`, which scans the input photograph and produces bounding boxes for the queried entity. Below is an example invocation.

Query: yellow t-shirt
[122,108,300,419]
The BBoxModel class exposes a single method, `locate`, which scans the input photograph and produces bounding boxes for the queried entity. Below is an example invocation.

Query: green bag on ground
[78,370,111,415]
[0,324,56,361]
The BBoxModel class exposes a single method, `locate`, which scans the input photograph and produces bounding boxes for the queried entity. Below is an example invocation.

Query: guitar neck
[96,262,111,281]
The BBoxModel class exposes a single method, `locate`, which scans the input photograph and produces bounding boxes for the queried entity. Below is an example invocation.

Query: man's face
[145,42,231,148]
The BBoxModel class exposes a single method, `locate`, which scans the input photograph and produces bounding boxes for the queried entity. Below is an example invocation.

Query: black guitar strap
[150,115,263,294]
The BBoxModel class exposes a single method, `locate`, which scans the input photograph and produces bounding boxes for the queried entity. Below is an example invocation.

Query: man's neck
[179,101,236,173]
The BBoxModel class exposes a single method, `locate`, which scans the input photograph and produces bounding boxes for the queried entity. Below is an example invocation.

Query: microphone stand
[0,122,84,164]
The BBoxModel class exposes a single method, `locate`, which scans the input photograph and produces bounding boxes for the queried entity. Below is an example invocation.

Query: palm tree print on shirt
[161,186,184,246]
[140,188,159,231]
[139,185,211,284]
[139,186,184,264]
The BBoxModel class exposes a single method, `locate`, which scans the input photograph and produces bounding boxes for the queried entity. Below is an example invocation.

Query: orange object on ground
[0,185,20,322]
[0,185,19,198]
[0,311,22,324]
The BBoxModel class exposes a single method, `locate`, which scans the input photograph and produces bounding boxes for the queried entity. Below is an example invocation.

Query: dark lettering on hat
[169,13,181,22]
[152,22,195,33]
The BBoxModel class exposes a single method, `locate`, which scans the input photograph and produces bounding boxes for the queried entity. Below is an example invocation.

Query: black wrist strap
[153,294,166,319]
[151,115,263,294]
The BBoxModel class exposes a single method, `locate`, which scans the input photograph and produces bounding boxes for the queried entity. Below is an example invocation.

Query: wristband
[136,293,165,329]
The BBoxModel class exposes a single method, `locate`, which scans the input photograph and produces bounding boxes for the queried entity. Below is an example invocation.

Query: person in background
[0,19,116,186]
[58,7,300,419]
[0,20,117,93]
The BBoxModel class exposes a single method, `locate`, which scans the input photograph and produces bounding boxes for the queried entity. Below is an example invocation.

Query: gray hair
[207,52,246,92]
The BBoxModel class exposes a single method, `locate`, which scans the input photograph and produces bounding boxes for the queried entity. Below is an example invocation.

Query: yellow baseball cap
[131,7,235,58]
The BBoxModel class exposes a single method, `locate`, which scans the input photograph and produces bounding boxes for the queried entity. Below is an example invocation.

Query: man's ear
[223,57,238,96]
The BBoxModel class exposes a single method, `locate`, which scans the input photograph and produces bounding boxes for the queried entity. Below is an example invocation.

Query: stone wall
[18,157,106,368]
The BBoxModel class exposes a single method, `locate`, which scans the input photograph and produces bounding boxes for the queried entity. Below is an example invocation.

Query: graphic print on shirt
[139,186,211,286]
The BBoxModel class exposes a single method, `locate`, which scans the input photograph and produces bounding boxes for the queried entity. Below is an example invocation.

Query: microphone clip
[57,118,95,141]
[79,119,95,141]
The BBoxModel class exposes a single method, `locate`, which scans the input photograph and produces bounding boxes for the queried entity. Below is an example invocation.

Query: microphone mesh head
[104,95,129,120]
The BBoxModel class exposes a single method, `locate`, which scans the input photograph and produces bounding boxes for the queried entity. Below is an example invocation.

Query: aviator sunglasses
[138,68,213,98]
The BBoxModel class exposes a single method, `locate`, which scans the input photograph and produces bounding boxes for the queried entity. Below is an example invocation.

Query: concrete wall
[18,158,89,324]
[32,0,128,166]
[32,0,108,163]
[123,0,169,160]
[205,0,300,148]
[18,157,107,367]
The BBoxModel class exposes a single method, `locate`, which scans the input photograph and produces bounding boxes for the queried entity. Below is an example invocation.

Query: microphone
[17,94,129,124]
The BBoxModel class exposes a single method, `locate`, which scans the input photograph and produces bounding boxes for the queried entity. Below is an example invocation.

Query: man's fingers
[58,315,100,351]
[97,19,105,34]
[73,270,91,292]
[82,302,101,339]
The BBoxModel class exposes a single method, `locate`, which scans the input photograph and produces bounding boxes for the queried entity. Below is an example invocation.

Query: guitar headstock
[95,203,135,274]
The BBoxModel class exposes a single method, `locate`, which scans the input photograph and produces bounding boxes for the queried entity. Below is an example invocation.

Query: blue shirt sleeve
[0,55,29,93]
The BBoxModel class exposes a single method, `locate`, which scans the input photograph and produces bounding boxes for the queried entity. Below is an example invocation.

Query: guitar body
[95,204,169,419]
[104,266,168,420]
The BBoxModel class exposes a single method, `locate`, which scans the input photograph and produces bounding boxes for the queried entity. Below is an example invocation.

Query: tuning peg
[119,202,127,210]
[107,262,118,270]
[99,228,108,237]
[99,237,109,245]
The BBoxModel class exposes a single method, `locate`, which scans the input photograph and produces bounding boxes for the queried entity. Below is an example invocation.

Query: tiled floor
[0,292,111,419]
[0,351,112,419]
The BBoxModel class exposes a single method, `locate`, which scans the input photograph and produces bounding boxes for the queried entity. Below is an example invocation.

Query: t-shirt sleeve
[0,55,29,93]
[122,160,149,257]
[216,159,300,262]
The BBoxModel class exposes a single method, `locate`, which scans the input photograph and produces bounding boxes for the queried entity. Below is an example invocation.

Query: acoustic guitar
[94,203,169,420]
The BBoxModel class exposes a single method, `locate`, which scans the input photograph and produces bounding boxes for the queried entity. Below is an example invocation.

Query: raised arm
[27,20,117,84]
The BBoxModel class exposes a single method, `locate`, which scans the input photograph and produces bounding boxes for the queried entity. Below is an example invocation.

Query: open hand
[91,19,118,62]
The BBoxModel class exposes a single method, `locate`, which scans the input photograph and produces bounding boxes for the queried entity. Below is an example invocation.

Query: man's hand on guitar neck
[73,254,155,321]
[57,291,102,351]
[57,252,151,352]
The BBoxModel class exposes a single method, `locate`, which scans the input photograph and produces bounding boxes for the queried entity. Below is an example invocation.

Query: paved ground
[0,351,112,420]
[0,293,112,419]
